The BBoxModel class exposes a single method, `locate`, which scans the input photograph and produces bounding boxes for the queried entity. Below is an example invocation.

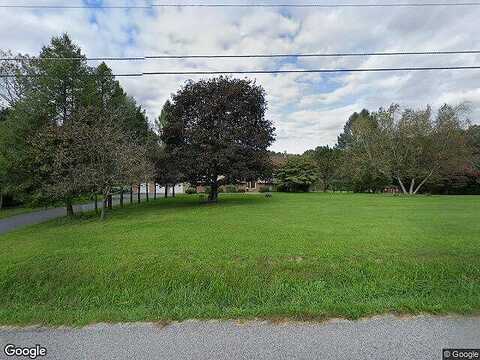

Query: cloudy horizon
[2,0,480,153]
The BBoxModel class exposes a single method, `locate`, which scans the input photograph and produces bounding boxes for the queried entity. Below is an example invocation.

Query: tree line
[1,34,479,219]
[275,106,480,195]
[0,35,276,215]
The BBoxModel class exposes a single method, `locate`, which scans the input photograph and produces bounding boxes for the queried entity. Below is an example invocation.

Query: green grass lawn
[0,193,479,325]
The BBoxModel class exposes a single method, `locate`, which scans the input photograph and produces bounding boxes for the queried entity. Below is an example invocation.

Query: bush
[225,185,238,193]
[259,187,271,193]
[203,186,211,194]
[185,187,197,195]
[237,188,246,193]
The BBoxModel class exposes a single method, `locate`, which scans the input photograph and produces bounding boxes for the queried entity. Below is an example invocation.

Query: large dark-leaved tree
[161,77,275,202]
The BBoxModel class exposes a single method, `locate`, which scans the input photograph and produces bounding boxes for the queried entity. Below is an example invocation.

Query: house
[196,179,274,193]
[133,183,185,196]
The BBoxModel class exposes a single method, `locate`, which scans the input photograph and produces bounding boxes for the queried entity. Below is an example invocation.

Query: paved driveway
[1,316,479,360]
[0,194,151,235]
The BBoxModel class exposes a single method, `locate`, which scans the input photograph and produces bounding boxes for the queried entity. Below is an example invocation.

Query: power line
[3,49,480,62]
[2,2,480,9]
[0,57,146,61]
[141,66,480,74]
[146,49,480,58]
[1,65,480,77]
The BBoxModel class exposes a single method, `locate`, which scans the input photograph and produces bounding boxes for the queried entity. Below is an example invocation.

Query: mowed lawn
[0,193,479,325]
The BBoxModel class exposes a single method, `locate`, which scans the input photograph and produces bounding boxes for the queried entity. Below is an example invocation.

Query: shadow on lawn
[56,194,272,224]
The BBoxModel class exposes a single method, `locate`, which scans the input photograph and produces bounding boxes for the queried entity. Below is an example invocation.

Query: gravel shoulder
[1,315,479,360]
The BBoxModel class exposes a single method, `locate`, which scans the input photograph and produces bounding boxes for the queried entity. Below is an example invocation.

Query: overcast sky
[1,0,480,153]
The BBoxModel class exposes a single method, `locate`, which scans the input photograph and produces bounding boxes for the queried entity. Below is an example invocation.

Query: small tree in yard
[161,77,275,202]
[305,146,342,192]
[275,156,318,192]
[27,121,92,216]
[155,102,184,197]
[84,111,153,220]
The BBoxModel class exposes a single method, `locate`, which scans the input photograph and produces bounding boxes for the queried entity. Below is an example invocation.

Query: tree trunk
[100,197,107,221]
[108,194,112,209]
[154,183,157,200]
[409,179,415,195]
[94,194,98,214]
[137,185,141,203]
[130,185,133,204]
[208,182,219,202]
[172,184,176,198]
[146,183,149,202]
[0,192,3,210]
[397,177,408,195]
[413,173,433,195]
[66,199,74,217]
[165,184,168,198]
[120,189,124,208]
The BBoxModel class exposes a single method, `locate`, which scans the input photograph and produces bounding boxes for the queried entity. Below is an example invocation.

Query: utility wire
[3,49,480,61]
[2,2,480,9]
[146,50,480,58]
[1,65,480,77]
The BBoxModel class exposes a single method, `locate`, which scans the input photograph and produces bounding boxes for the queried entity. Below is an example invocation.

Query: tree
[346,104,472,195]
[161,77,275,202]
[337,109,372,149]
[0,50,34,108]
[304,146,342,192]
[1,34,155,212]
[468,125,480,172]
[275,155,318,192]
[0,34,92,209]
[0,107,8,209]
[154,100,184,196]
[27,120,92,216]
[84,110,153,220]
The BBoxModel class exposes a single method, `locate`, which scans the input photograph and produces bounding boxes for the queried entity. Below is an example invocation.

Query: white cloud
[1,2,480,153]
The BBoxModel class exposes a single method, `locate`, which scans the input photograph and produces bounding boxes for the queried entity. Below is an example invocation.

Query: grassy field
[0,193,479,325]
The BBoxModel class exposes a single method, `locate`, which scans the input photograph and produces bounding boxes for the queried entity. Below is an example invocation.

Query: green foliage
[161,77,275,202]
[337,109,372,149]
[304,145,342,192]
[0,34,153,211]
[185,187,197,195]
[275,155,318,192]
[258,187,271,193]
[0,193,479,325]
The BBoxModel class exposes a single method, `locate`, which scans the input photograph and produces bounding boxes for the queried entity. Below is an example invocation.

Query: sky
[1,0,480,153]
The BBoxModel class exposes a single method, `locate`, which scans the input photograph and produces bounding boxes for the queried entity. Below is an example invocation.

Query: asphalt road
[0,194,151,235]
[1,315,478,360]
